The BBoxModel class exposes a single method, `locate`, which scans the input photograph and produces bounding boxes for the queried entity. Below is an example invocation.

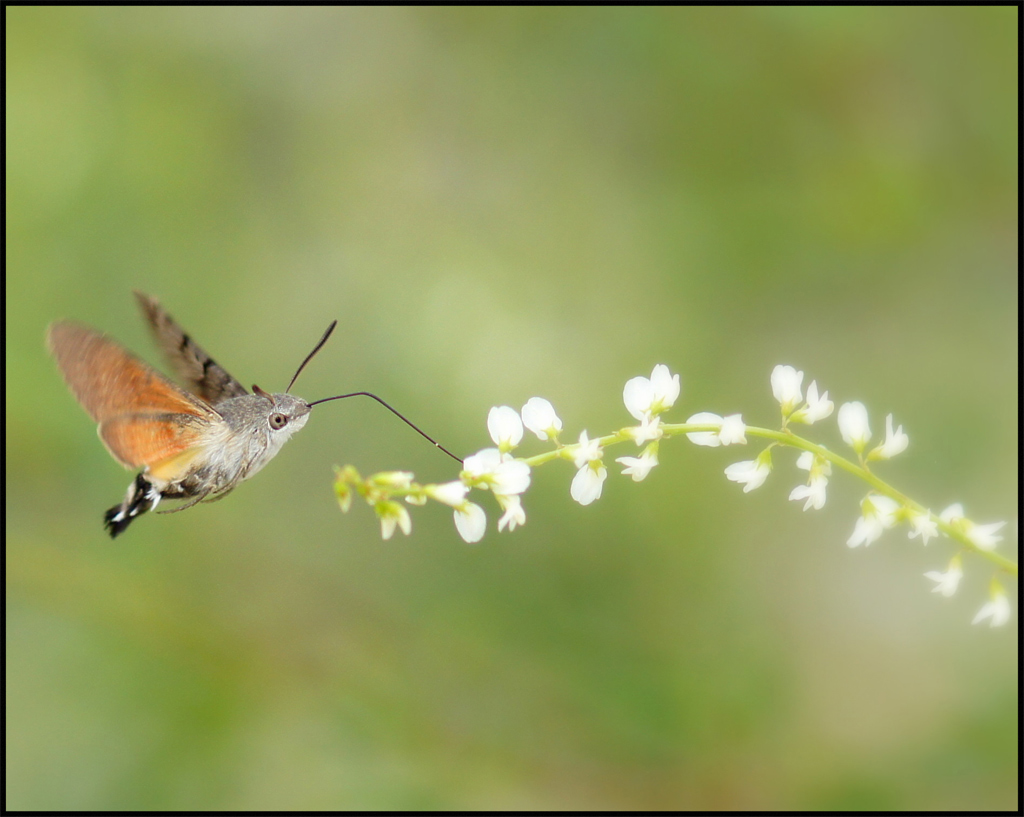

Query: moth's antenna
[308,391,463,464]
[287,320,337,393]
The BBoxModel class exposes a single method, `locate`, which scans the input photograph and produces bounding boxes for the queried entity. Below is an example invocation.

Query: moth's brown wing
[47,321,221,469]
[134,291,249,404]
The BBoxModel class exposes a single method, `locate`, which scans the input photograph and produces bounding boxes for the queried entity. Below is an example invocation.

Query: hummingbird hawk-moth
[47,292,343,537]
[49,292,461,538]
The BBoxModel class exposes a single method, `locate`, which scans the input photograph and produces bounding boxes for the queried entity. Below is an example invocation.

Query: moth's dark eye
[270,413,288,430]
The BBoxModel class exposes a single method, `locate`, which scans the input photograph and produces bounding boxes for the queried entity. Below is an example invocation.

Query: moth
[47,292,344,537]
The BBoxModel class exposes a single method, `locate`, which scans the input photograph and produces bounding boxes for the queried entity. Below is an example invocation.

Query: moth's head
[252,385,312,437]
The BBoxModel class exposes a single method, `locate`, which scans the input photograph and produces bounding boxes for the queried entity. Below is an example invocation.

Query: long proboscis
[308,392,463,464]
[287,320,462,464]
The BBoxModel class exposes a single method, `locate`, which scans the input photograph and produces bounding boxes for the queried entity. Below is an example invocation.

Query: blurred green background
[6,7,1017,810]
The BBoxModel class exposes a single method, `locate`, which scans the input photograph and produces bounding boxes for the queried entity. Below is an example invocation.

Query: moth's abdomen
[104,473,161,538]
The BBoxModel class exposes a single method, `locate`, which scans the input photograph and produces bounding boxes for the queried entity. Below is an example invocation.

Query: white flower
[623,364,680,421]
[686,412,746,447]
[964,520,1006,551]
[797,451,833,481]
[972,586,1011,628]
[621,365,679,444]
[571,461,607,505]
[462,448,531,496]
[924,557,962,597]
[425,481,469,507]
[492,461,531,496]
[521,397,562,441]
[496,494,526,532]
[789,476,827,511]
[838,401,872,455]
[790,380,834,425]
[718,414,747,445]
[846,517,875,548]
[463,447,504,479]
[938,503,1005,551]
[623,376,654,422]
[648,364,681,414]
[794,450,823,475]
[487,406,523,453]
[789,450,831,510]
[572,430,603,469]
[377,500,412,540]
[616,446,659,482]
[869,414,909,460]
[569,430,608,505]
[685,412,722,447]
[771,365,804,416]
[454,502,487,543]
[846,494,901,547]
[939,503,965,524]
[626,414,664,445]
[907,509,938,545]
[724,450,772,493]
[924,569,962,597]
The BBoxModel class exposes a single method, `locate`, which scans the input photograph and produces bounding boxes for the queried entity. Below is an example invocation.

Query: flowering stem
[335,363,1016,629]
[520,422,1017,576]
[688,424,1016,575]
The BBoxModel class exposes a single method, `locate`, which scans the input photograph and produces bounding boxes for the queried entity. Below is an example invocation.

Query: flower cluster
[333,365,683,542]
[332,363,1015,627]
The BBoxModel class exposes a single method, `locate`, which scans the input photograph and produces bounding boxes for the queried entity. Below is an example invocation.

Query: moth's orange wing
[47,321,221,469]
[98,413,212,471]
